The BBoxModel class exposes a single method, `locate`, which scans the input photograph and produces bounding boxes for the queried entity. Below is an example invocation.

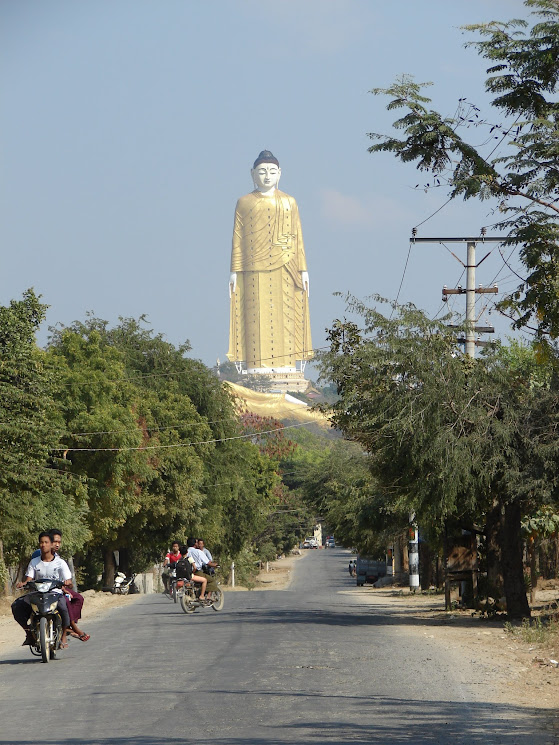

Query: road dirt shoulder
[225,550,308,592]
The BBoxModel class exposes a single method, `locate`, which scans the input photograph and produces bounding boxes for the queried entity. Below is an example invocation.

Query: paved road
[0,549,550,745]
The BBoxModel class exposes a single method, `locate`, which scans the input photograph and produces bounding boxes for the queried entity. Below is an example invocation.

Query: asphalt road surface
[0,549,550,745]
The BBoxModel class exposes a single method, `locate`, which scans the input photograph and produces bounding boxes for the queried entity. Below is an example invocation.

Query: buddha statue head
[251,150,281,193]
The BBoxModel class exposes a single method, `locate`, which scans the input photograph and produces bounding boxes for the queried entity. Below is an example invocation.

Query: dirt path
[233,550,308,591]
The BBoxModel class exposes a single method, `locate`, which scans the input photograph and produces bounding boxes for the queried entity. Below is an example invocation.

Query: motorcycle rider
[11,531,72,648]
[162,541,182,594]
[196,538,214,564]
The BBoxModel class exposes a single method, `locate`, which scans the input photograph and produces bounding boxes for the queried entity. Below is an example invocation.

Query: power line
[51,420,319,453]
[412,197,453,231]
[389,243,412,320]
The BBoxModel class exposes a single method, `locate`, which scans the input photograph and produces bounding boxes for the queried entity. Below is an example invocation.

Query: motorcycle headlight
[35,582,51,592]
[30,603,39,612]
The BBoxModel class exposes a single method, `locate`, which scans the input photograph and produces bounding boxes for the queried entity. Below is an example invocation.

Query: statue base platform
[243,371,310,394]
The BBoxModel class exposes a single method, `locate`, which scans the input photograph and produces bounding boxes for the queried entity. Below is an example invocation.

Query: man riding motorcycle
[30,529,89,642]
[162,541,182,595]
[12,532,72,648]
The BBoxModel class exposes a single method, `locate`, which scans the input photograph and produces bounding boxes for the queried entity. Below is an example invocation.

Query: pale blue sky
[2,0,530,370]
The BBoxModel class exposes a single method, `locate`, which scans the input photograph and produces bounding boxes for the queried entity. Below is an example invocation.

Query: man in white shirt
[196,539,213,564]
[12,531,72,648]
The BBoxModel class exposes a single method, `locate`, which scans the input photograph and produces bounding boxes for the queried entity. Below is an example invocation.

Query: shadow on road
[0,658,38,666]
[169,602,502,631]
[0,694,552,744]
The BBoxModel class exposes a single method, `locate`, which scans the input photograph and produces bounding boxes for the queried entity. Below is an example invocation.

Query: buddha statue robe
[227,189,312,371]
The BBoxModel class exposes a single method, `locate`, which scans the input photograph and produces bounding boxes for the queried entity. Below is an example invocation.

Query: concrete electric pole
[410,233,508,357]
[404,233,508,596]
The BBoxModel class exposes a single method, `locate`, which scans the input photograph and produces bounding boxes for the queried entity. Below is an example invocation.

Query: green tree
[102,318,282,566]
[318,297,559,618]
[296,440,393,556]
[46,326,156,585]
[0,291,88,590]
[48,315,283,581]
[368,0,559,353]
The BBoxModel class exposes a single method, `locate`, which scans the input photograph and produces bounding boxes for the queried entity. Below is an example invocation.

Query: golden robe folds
[227,189,312,369]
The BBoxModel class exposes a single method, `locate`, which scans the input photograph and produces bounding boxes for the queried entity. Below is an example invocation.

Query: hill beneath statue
[225,381,331,431]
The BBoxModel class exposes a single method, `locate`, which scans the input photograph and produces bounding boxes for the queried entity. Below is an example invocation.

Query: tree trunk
[528,537,537,605]
[500,500,530,619]
[103,548,116,589]
[485,500,503,594]
[0,539,9,596]
[419,540,432,590]
[119,547,130,575]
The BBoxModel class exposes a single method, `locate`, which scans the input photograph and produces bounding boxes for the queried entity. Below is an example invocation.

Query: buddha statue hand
[301,272,310,297]
[229,272,237,298]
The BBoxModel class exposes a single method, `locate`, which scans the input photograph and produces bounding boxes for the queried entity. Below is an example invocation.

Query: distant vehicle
[302,538,318,549]
[355,556,387,587]
[326,539,335,548]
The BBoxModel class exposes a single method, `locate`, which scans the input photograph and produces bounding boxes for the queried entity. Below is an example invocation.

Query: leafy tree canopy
[368,0,559,352]
[318,295,559,616]
[0,290,88,566]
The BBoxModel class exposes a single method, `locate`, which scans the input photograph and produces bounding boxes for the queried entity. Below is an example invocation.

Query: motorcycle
[179,567,224,614]
[25,578,64,663]
[166,565,182,603]
[113,572,136,595]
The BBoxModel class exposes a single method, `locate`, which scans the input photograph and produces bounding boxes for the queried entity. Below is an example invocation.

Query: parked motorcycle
[179,568,224,614]
[113,572,136,595]
[25,578,64,663]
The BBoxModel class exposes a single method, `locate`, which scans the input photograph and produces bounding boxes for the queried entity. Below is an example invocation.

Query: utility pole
[410,233,508,357]
[407,233,507,602]
[408,518,419,591]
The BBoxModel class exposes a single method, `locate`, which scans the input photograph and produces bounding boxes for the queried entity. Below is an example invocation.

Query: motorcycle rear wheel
[39,617,50,664]
[210,588,224,611]
[180,593,196,614]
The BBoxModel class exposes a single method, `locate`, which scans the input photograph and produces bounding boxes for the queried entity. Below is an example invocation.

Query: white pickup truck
[302,538,319,549]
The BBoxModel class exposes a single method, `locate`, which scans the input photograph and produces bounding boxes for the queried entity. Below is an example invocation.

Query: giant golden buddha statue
[227,151,312,388]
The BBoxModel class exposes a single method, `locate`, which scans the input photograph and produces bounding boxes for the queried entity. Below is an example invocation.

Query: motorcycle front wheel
[180,593,196,614]
[210,588,224,611]
[172,584,177,603]
[39,617,50,663]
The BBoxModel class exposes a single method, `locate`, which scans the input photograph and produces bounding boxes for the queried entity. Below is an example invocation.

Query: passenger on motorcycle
[186,538,219,598]
[196,538,214,564]
[52,530,90,642]
[12,532,72,648]
[185,538,213,601]
[162,541,182,594]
